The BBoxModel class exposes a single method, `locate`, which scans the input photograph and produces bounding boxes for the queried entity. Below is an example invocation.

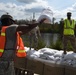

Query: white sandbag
[38,48,57,54]
[43,50,55,55]
[55,57,62,61]
[26,49,36,57]
[54,51,64,57]
[54,56,64,64]
[38,48,49,53]
[71,60,76,67]
[67,51,73,54]
[39,53,49,59]
[24,47,29,52]
[30,51,41,58]
[63,59,72,66]
[47,56,55,61]
[63,53,76,60]
[24,47,34,52]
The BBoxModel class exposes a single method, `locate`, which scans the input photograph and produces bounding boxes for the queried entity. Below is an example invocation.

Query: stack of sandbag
[63,52,76,75]
[38,48,57,60]
[25,47,76,67]
[62,51,76,67]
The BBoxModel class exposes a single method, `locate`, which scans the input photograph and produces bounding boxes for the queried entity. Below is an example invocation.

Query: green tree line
[15,19,63,33]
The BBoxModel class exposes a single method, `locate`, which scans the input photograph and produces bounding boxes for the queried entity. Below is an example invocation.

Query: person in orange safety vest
[0,26,26,57]
[0,14,45,75]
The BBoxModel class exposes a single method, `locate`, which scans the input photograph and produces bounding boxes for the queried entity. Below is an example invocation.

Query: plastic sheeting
[37,8,53,24]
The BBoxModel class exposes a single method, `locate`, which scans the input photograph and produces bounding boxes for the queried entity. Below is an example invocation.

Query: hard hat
[1,14,14,22]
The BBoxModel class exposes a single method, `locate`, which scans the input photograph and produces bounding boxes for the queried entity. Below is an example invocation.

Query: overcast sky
[0,0,76,21]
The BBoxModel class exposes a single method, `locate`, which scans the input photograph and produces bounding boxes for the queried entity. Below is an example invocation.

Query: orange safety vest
[0,26,26,57]
[16,33,26,57]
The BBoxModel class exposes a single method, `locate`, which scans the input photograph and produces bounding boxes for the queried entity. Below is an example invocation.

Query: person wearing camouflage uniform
[0,14,45,75]
[29,20,41,50]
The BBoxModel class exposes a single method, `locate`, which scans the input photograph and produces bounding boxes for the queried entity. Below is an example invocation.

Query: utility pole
[33,12,35,20]
[29,12,35,50]
[52,17,56,25]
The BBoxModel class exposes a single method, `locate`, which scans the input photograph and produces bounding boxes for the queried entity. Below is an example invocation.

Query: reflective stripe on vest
[0,49,4,52]
[17,50,25,52]
[63,19,75,35]
[1,32,5,36]
[0,26,7,57]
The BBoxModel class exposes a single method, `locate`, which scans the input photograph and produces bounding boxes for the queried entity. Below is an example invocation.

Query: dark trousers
[0,61,15,75]
[63,35,76,54]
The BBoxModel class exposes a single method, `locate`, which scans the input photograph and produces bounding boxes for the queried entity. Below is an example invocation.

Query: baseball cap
[67,12,71,15]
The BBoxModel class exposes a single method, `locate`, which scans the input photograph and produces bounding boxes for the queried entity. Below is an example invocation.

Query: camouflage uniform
[29,26,41,50]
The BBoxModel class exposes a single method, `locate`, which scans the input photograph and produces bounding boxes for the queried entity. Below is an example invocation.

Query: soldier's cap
[1,14,15,22]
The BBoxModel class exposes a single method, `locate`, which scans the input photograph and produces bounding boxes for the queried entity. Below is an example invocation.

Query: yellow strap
[1,32,5,36]
[17,50,26,53]
[0,49,4,52]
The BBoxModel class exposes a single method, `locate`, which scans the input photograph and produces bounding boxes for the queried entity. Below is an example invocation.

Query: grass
[49,39,63,50]
[21,35,46,50]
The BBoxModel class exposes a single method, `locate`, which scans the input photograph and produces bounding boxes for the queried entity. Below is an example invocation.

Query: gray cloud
[25,7,43,13]
[1,1,76,20]
[17,0,36,4]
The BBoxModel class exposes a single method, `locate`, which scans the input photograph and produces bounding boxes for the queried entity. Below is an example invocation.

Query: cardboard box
[65,65,76,75]
[14,56,27,70]
[26,58,44,75]
[43,63,64,75]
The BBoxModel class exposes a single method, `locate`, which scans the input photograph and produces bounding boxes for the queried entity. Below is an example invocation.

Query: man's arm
[16,18,46,34]
[16,23,38,34]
